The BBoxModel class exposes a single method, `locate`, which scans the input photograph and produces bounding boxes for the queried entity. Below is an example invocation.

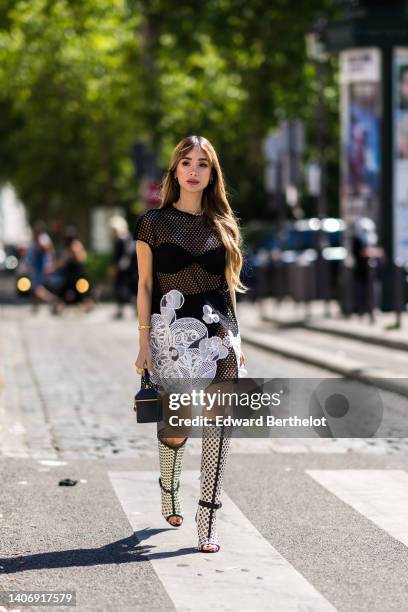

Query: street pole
[380,46,394,313]
[316,55,331,317]
[306,22,330,317]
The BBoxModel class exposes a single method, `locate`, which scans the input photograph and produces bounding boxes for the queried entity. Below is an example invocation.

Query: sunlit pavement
[1,303,407,612]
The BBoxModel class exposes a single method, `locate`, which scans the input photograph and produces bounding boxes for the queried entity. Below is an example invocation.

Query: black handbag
[133,368,163,423]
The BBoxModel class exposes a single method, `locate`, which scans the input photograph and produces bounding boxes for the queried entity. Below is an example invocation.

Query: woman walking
[134,135,247,553]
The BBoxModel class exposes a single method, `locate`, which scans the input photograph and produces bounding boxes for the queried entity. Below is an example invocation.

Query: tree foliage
[0,0,340,229]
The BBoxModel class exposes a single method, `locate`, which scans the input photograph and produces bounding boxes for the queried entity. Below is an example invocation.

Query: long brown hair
[160,135,249,294]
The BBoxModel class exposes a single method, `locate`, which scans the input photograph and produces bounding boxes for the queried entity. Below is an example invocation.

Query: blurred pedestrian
[25,220,56,310]
[351,217,385,316]
[52,226,94,314]
[109,216,135,319]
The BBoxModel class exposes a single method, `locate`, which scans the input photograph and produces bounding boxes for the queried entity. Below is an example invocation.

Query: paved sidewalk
[238,299,408,397]
[250,297,408,350]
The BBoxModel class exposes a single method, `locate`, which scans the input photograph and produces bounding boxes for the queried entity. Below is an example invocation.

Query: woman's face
[175,146,212,192]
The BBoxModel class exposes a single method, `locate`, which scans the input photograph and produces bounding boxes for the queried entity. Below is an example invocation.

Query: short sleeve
[134,210,156,249]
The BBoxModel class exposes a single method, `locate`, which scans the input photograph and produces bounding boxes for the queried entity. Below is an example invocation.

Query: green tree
[0,0,341,233]
[0,0,143,231]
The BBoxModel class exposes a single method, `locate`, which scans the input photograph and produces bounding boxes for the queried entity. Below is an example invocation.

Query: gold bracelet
[138,324,151,330]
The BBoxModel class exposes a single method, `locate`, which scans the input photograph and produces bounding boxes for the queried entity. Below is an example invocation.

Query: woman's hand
[135,346,153,375]
[239,350,246,367]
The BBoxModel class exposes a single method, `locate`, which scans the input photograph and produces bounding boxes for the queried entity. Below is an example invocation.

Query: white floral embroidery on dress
[202,304,242,375]
[202,304,220,324]
[149,289,241,392]
[222,328,242,375]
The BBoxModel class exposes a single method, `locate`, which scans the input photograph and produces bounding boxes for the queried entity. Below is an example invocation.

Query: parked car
[241,218,346,302]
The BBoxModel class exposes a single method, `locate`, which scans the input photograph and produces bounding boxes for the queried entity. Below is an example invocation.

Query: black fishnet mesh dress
[134,205,241,387]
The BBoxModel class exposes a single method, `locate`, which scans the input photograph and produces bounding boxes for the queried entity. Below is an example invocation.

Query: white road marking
[108,470,337,612]
[186,437,402,455]
[306,469,408,546]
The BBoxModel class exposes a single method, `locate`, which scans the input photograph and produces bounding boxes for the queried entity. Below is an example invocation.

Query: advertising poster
[340,48,382,229]
[393,47,408,264]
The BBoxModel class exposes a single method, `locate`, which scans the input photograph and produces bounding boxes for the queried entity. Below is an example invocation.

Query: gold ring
[136,366,144,375]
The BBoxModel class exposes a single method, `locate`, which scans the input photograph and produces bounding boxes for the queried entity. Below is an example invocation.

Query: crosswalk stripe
[306,470,408,547]
[186,438,402,455]
[108,470,337,612]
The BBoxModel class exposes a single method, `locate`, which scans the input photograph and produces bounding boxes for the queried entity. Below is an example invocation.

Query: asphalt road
[1,304,407,612]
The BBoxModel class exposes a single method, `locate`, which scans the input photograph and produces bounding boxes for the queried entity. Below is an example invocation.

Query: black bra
[155,243,225,275]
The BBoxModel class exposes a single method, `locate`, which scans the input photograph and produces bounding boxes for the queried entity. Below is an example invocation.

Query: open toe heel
[158,438,187,527]
[195,422,232,553]
[158,477,184,526]
[195,499,222,552]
